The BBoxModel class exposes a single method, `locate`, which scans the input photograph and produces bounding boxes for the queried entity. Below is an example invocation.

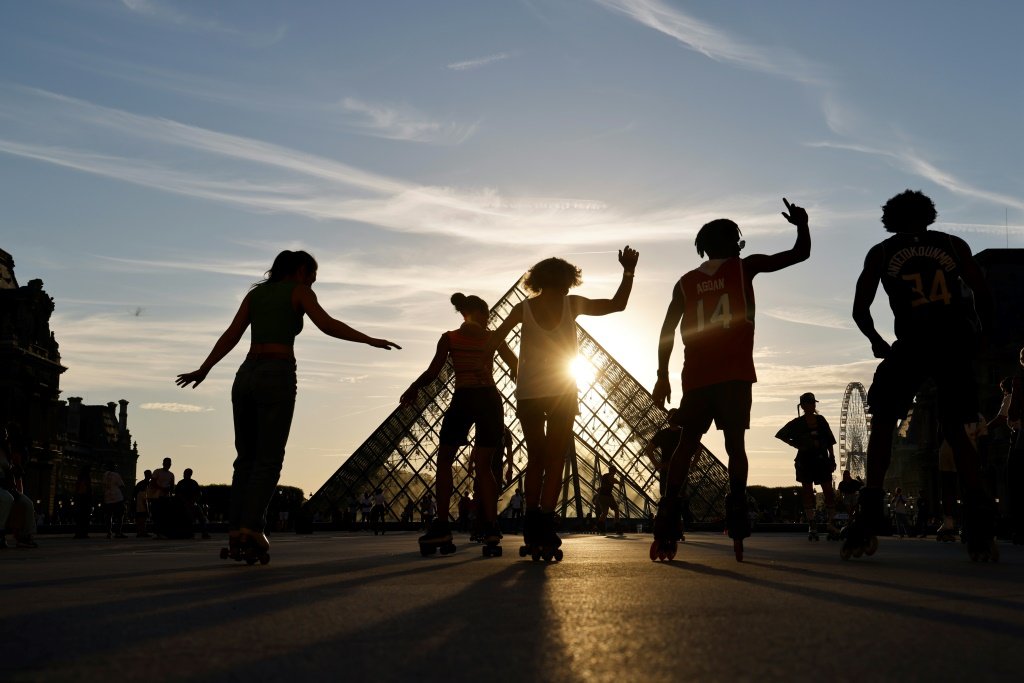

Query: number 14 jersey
[678,257,756,392]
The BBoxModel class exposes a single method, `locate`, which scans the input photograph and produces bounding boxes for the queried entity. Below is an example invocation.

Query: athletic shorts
[676,380,752,434]
[794,450,835,485]
[516,390,579,424]
[595,493,618,515]
[439,386,504,448]
[866,338,978,423]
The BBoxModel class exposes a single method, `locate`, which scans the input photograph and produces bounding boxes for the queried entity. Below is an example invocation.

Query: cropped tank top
[447,324,496,389]
[516,298,578,400]
[249,281,304,345]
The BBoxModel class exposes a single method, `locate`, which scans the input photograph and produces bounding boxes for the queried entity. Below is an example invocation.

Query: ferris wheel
[840,382,870,480]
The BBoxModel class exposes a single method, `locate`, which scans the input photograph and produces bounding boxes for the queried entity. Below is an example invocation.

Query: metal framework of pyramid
[307,276,732,524]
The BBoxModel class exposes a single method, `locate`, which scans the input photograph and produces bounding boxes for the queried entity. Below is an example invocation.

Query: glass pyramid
[307,276,732,525]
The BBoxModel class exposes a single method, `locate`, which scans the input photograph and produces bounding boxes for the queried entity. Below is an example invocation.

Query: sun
[569,355,596,385]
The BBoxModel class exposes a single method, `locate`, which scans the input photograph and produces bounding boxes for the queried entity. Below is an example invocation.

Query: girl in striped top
[401,293,518,552]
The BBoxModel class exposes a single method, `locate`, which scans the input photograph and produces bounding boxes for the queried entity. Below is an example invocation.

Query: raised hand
[781,198,808,227]
[618,245,639,272]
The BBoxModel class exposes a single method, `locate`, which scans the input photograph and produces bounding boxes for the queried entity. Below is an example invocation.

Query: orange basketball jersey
[678,257,756,391]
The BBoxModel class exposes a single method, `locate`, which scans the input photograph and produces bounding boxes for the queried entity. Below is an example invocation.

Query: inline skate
[649,497,681,561]
[962,495,999,563]
[726,492,751,562]
[840,488,882,560]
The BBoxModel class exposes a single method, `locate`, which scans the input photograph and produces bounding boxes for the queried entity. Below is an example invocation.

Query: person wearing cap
[775,392,839,541]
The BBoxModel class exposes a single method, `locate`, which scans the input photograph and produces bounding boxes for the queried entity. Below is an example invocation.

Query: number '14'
[696,293,731,332]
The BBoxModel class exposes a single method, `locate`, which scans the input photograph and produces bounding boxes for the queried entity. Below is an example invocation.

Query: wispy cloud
[591,0,825,86]
[0,86,784,248]
[593,0,1021,214]
[140,402,209,413]
[120,0,286,46]
[447,52,514,71]
[339,97,478,144]
[807,141,1024,212]
[762,307,854,330]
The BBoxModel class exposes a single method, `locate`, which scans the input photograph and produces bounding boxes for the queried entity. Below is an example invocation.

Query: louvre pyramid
[307,276,732,524]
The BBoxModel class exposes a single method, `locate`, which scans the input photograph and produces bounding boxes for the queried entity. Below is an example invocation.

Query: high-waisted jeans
[230,358,297,532]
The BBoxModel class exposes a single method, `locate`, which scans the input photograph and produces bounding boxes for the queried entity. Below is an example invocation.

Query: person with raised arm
[652,199,810,562]
[489,246,638,561]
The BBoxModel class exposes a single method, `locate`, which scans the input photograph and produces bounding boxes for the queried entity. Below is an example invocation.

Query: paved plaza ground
[3,530,1022,682]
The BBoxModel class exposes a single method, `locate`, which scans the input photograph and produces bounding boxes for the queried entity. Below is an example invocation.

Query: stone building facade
[0,248,139,519]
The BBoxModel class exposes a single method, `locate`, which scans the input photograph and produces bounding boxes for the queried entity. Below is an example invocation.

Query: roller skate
[807,522,819,542]
[519,509,562,561]
[962,495,999,563]
[482,522,503,557]
[840,488,882,560]
[726,493,751,562]
[538,511,563,562]
[220,533,243,561]
[418,520,456,557]
[518,508,541,560]
[935,524,958,543]
[239,529,271,565]
[825,523,842,541]
[649,498,681,561]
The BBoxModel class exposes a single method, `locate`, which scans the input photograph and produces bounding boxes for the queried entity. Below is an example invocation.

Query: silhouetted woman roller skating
[490,247,638,561]
[401,293,518,557]
[176,250,400,565]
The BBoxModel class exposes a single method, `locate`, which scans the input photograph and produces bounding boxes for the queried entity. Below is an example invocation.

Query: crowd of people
[66,457,212,541]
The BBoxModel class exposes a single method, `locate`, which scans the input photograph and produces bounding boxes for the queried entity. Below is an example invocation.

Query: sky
[2,0,1022,496]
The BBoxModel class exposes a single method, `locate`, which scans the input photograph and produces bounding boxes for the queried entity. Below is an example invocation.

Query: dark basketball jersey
[679,257,756,391]
[879,231,976,341]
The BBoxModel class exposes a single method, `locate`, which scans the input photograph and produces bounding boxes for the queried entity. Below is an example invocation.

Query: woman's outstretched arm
[175,296,252,388]
[486,301,524,352]
[497,341,518,382]
[298,285,401,349]
[400,334,449,406]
